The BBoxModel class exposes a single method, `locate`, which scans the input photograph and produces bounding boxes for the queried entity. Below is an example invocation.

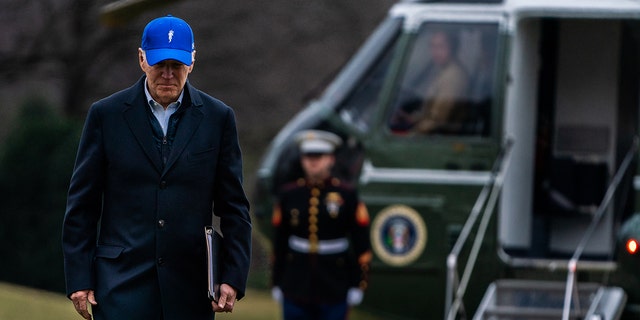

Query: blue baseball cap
[141,15,195,66]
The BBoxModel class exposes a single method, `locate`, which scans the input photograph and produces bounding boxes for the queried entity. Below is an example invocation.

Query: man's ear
[138,48,147,63]
[188,50,196,73]
[138,48,147,69]
[328,154,336,167]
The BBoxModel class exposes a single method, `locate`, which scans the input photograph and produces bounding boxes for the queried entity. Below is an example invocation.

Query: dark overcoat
[62,76,252,320]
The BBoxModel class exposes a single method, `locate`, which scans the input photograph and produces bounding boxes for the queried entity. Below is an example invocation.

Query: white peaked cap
[295,130,342,154]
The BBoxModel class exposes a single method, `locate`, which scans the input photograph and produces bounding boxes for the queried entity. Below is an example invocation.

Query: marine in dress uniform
[271,130,372,320]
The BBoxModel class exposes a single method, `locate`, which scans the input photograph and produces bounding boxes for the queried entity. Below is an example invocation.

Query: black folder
[205,226,222,301]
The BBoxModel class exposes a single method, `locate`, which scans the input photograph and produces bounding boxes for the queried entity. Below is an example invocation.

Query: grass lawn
[0,282,382,320]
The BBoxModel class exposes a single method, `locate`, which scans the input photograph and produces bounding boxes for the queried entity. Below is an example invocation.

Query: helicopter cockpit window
[337,32,400,133]
[388,22,498,136]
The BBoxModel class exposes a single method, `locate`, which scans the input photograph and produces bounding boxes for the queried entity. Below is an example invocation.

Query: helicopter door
[531,19,639,259]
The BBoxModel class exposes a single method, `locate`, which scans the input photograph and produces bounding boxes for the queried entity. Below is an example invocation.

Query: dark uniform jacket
[272,177,371,304]
[62,76,252,320]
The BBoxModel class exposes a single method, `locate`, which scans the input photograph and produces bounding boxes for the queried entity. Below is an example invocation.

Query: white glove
[347,287,364,306]
[271,286,283,303]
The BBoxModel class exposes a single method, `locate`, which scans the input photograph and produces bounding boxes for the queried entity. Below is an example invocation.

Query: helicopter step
[473,279,626,320]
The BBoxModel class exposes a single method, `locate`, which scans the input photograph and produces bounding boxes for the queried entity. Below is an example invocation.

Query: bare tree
[0,0,395,291]
[0,1,143,118]
[0,0,394,139]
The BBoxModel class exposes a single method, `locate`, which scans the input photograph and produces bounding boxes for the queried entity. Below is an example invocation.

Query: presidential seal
[371,205,427,267]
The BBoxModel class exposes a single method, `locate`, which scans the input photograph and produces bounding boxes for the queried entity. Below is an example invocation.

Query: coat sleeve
[61,104,105,297]
[212,107,252,300]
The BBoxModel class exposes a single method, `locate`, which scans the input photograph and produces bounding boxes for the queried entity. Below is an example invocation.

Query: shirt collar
[144,79,184,110]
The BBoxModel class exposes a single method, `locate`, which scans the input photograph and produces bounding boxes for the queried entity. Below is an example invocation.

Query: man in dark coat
[62,15,251,320]
[271,130,372,320]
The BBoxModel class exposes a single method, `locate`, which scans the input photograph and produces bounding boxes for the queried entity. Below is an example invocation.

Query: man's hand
[271,286,283,303]
[347,287,364,306]
[212,283,237,313]
[70,289,97,320]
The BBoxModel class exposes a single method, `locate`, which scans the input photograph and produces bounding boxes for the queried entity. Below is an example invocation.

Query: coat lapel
[162,83,204,176]
[123,78,164,174]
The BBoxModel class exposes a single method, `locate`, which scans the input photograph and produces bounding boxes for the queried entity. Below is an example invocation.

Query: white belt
[288,235,349,254]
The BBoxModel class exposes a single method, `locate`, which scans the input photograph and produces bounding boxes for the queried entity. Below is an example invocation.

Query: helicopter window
[388,22,499,136]
[337,33,401,133]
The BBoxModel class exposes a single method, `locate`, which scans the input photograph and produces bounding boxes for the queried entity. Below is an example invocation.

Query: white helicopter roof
[505,0,640,19]
[393,0,640,21]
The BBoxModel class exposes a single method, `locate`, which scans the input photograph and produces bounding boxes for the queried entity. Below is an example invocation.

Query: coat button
[158,220,165,228]
[160,181,167,189]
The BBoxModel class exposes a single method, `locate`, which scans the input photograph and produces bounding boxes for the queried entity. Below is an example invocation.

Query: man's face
[301,153,335,181]
[429,32,452,66]
[138,49,194,107]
